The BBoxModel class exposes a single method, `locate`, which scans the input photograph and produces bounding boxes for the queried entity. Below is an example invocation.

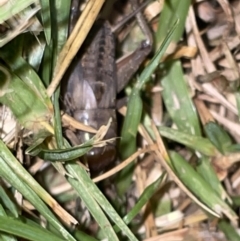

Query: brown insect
[62,0,153,173]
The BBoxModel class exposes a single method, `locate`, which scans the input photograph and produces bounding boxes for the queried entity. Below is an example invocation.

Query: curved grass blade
[170,151,237,222]
[0,205,17,241]
[0,186,18,218]
[158,126,218,156]
[28,142,92,161]
[61,140,138,241]
[0,0,37,23]
[65,163,120,241]
[156,0,200,136]
[161,61,201,135]
[0,65,53,134]
[196,156,231,202]
[218,219,240,241]
[0,139,77,229]
[204,122,233,154]
[117,19,179,195]
[0,217,65,241]
[0,155,75,241]
[39,0,51,45]
[113,173,165,233]
[0,39,52,111]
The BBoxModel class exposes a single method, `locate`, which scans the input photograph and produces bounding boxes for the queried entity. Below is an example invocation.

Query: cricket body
[63,0,152,173]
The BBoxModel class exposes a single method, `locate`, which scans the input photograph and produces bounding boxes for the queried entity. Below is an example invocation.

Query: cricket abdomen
[73,109,117,172]
[63,20,118,173]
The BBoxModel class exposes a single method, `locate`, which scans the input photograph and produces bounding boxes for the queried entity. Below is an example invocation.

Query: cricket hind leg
[116,0,153,93]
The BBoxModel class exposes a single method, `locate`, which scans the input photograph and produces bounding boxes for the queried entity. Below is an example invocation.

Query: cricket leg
[69,0,81,34]
[116,0,153,93]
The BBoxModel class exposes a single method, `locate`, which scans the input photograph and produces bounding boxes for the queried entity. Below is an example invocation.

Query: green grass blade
[157,126,218,156]
[218,219,240,241]
[156,0,191,44]
[0,40,52,110]
[0,65,52,133]
[0,217,65,241]
[156,0,200,136]
[138,20,179,87]
[0,205,17,241]
[0,186,18,218]
[39,0,51,45]
[0,141,75,241]
[161,61,201,135]
[196,156,231,202]
[65,163,120,241]
[117,19,178,195]
[204,122,233,154]
[0,0,37,23]
[170,151,237,222]
[113,173,165,233]
[66,162,138,241]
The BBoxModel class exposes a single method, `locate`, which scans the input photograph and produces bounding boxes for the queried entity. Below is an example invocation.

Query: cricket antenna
[111,0,154,35]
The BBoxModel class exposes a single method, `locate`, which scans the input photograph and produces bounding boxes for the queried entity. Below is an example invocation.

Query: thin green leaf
[118,19,179,195]
[63,140,137,241]
[204,122,233,154]
[0,0,37,23]
[39,0,51,45]
[0,65,52,133]
[0,186,18,218]
[157,126,218,156]
[138,19,179,87]
[27,135,98,161]
[0,217,65,241]
[196,156,231,202]
[0,141,75,241]
[0,39,52,110]
[65,163,120,241]
[156,0,190,44]
[170,151,237,222]
[218,219,240,241]
[0,205,17,241]
[114,173,165,233]
[161,61,201,135]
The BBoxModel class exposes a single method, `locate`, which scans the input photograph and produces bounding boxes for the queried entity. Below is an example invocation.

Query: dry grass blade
[61,112,97,134]
[93,145,157,183]
[47,0,105,97]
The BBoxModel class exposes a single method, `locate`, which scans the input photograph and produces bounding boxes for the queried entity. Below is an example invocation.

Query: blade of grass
[0,0,37,24]
[156,0,200,136]
[204,122,233,154]
[170,151,237,222]
[0,205,17,241]
[65,163,120,241]
[0,185,18,218]
[117,19,179,195]
[114,173,165,233]
[0,140,77,227]
[157,126,219,156]
[0,153,75,241]
[196,156,231,202]
[0,217,65,241]
[39,0,51,45]
[156,0,190,46]
[0,39,52,111]
[57,137,138,240]
[27,141,92,161]
[0,65,53,134]
[161,61,201,135]
[218,219,240,241]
